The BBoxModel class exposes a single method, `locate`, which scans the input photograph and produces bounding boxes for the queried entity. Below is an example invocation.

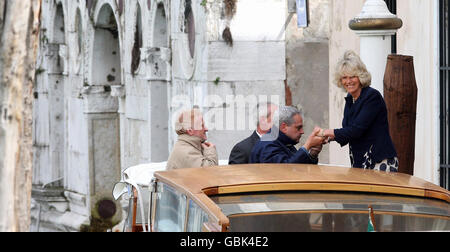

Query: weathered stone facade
[30,0,299,231]
[30,0,445,231]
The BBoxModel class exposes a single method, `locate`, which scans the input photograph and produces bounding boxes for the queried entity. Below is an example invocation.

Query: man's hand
[304,127,325,150]
[309,145,323,158]
[202,142,216,149]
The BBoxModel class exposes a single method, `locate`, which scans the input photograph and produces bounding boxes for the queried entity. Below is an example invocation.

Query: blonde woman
[321,51,398,172]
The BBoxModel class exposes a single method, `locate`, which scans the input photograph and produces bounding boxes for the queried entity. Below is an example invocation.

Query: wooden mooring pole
[384,55,418,175]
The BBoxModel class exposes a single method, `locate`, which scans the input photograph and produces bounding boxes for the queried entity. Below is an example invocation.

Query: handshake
[303,127,335,158]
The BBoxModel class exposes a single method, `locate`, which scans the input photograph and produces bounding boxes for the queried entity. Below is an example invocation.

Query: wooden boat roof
[154,164,450,229]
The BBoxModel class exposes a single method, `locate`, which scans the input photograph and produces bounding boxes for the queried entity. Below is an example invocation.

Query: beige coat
[166,134,218,170]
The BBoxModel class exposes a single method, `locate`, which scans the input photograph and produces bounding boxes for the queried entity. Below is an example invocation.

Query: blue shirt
[334,87,397,169]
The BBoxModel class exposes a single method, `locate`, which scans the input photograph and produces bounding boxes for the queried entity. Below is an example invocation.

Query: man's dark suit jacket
[249,129,318,165]
[228,131,260,164]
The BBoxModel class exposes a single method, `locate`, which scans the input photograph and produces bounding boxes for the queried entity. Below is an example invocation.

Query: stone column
[349,0,402,96]
[33,43,66,186]
[111,85,126,171]
[81,86,122,225]
[142,47,171,162]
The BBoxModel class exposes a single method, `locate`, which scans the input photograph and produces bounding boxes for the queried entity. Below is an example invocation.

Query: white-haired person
[320,50,398,172]
[166,108,218,170]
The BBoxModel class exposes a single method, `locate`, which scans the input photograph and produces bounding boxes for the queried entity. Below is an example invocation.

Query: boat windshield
[211,192,450,232]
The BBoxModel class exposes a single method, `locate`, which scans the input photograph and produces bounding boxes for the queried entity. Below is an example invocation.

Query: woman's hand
[315,128,335,143]
[323,129,335,140]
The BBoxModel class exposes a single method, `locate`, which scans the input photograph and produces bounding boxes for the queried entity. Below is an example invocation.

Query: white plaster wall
[397,0,440,184]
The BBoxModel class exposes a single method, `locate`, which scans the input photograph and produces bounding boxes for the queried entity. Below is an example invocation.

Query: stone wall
[31,0,290,231]
[32,0,423,232]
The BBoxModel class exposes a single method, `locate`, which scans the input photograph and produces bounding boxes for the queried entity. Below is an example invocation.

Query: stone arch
[173,0,198,80]
[51,2,68,75]
[86,2,122,224]
[73,8,84,75]
[153,2,169,48]
[91,3,121,86]
[32,0,68,189]
[52,2,66,44]
[147,0,171,80]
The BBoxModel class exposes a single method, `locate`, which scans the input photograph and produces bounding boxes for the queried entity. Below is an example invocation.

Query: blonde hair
[334,50,372,90]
